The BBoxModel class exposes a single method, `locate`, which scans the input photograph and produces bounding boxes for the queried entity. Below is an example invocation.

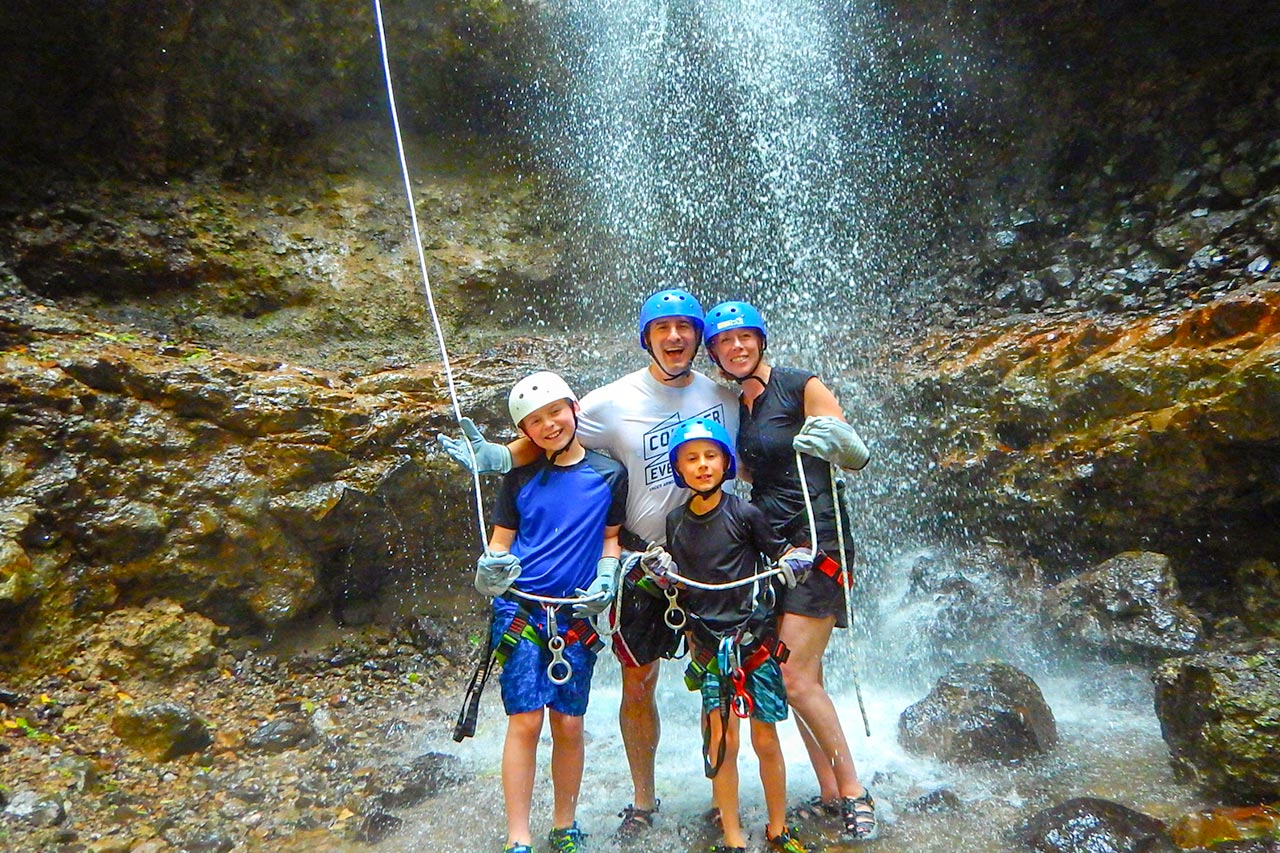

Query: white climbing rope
[372,0,488,548]
[797,450,871,737]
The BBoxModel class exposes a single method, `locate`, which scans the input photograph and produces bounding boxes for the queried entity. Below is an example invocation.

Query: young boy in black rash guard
[656,417,813,853]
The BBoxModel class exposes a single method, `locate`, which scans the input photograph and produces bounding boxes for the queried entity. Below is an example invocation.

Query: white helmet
[508,371,577,428]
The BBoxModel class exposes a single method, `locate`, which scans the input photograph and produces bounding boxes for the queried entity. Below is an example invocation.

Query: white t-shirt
[577,368,740,546]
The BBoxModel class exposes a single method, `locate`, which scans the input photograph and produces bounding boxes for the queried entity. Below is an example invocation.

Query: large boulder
[1043,551,1204,659]
[1018,797,1177,853]
[898,660,1057,763]
[1152,641,1280,800]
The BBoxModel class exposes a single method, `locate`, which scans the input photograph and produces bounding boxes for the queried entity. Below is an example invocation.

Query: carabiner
[730,667,753,718]
[663,585,686,630]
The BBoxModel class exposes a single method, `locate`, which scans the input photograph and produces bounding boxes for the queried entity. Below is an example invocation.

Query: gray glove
[776,547,813,589]
[792,416,870,470]
[475,550,522,596]
[639,543,677,589]
[573,556,621,618]
[438,417,513,475]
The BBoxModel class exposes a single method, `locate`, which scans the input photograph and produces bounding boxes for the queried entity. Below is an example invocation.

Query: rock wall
[0,293,535,673]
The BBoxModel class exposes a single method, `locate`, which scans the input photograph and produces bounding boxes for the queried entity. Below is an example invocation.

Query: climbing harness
[795,450,872,737]
[453,590,607,740]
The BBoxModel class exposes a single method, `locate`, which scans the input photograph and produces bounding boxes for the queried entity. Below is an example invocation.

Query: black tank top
[736,366,847,554]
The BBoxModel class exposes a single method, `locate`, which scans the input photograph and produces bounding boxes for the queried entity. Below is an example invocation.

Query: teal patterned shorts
[700,656,788,724]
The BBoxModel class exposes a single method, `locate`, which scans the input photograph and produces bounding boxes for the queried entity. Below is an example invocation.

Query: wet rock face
[1235,559,1280,637]
[898,660,1057,763]
[1043,551,1204,660]
[1152,641,1280,800]
[1018,797,1177,853]
[907,287,1280,579]
[0,295,521,671]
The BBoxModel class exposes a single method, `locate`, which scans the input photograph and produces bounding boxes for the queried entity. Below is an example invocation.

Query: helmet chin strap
[646,329,702,382]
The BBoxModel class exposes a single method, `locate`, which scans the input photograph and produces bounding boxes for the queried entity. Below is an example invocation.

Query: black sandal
[615,799,660,840]
[841,790,878,841]
[789,795,840,823]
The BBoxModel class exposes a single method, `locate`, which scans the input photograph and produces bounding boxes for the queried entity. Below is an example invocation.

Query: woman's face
[710,328,763,378]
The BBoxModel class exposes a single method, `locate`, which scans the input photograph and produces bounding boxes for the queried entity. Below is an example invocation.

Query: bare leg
[503,709,545,846]
[620,660,661,809]
[779,613,865,799]
[548,710,585,830]
[751,720,788,838]
[707,710,746,848]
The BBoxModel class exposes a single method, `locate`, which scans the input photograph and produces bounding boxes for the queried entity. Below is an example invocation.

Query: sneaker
[765,824,809,853]
[709,845,746,853]
[503,845,532,853]
[615,799,660,840]
[548,822,587,853]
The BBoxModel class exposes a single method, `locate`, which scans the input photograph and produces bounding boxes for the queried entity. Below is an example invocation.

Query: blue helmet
[704,301,768,351]
[638,289,705,350]
[668,417,737,488]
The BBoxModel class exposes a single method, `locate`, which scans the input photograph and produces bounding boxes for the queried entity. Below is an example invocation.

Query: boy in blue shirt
[474,371,628,853]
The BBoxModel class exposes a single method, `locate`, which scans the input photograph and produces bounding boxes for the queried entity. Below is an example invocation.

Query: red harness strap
[811,549,853,588]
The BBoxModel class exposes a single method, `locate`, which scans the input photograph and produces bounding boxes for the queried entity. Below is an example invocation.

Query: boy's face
[519,398,577,454]
[674,438,727,493]
[646,317,700,376]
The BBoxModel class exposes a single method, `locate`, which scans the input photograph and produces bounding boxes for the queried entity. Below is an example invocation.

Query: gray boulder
[1043,551,1203,660]
[898,660,1057,763]
[1019,797,1177,852]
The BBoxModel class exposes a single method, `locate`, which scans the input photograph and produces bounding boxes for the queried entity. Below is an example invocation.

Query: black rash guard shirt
[665,492,789,633]
[736,366,846,554]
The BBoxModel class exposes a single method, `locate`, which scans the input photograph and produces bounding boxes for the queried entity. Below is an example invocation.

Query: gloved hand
[437,417,513,475]
[792,416,870,470]
[475,550,522,596]
[639,543,677,589]
[573,556,621,618]
[775,547,813,589]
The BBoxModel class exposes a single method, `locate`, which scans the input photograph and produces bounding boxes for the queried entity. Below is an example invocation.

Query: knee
[782,666,818,702]
[621,664,659,706]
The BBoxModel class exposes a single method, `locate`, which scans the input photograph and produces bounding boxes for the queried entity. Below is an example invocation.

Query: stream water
[389,0,1201,850]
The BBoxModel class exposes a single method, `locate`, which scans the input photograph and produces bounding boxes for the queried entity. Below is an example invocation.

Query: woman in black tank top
[703,301,878,842]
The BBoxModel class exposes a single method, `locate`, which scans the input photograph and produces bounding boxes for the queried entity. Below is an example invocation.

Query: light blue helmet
[638,289,705,350]
[668,417,737,488]
[704,301,768,353]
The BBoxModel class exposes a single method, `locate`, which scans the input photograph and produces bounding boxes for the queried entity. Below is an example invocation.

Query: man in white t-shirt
[440,289,738,838]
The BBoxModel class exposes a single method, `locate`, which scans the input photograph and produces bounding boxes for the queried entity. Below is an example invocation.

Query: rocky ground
[1,611,481,853]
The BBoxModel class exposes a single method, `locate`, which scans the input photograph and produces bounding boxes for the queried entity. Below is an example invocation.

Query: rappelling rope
[373,0,488,547]
[796,450,871,737]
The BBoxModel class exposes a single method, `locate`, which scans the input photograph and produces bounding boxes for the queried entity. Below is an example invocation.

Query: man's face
[645,317,700,376]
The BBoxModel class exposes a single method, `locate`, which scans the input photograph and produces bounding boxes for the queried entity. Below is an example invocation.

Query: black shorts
[609,562,682,667]
[779,544,853,628]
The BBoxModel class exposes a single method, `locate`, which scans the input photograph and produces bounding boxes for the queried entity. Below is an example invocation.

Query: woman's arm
[802,376,846,420]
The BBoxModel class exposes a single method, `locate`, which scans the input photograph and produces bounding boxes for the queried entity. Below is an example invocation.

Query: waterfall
[392,4,1202,851]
